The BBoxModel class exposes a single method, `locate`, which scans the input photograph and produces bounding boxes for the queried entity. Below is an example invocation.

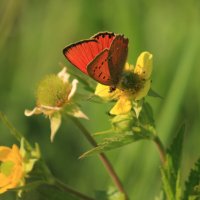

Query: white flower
[25,67,88,142]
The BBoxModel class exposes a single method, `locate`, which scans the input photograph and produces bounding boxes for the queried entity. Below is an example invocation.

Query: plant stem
[54,178,95,200]
[70,117,128,200]
[153,136,167,165]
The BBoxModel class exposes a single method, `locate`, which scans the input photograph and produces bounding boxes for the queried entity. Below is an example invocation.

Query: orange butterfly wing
[87,49,113,85]
[63,32,116,75]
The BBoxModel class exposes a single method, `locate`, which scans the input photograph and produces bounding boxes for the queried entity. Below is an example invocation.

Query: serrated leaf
[183,158,200,200]
[80,132,136,158]
[79,130,148,159]
[161,123,186,200]
[161,163,175,200]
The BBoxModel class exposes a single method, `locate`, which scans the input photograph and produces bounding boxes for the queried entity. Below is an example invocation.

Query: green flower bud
[112,113,134,132]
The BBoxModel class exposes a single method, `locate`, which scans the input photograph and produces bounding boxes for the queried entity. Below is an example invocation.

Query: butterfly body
[63,32,129,88]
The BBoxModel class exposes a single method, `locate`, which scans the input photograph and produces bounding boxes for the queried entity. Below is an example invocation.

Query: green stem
[153,136,167,165]
[54,178,95,200]
[70,117,129,200]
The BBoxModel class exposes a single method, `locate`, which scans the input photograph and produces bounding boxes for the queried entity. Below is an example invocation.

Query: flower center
[118,71,144,92]
[0,161,14,176]
[36,75,71,107]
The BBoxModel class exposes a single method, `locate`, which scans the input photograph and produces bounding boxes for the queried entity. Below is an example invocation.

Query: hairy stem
[71,117,128,200]
[153,136,167,165]
[54,178,95,200]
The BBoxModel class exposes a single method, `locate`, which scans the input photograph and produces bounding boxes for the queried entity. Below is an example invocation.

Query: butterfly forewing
[87,49,113,85]
[63,32,116,75]
[63,40,100,74]
[108,35,129,85]
[92,32,116,52]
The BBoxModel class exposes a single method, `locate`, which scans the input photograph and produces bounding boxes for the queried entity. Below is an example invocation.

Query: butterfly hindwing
[87,49,113,86]
[108,35,129,85]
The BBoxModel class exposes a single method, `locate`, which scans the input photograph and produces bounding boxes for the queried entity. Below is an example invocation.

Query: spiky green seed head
[36,75,71,107]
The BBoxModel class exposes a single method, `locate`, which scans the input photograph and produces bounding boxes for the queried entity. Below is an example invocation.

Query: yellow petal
[134,51,153,79]
[0,147,10,161]
[95,84,120,100]
[110,96,132,115]
[124,62,134,71]
[134,80,151,100]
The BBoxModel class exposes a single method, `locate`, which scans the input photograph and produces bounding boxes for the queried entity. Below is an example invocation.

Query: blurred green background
[0,0,200,199]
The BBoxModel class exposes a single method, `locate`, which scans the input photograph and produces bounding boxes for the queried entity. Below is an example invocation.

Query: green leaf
[167,123,185,173]
[183,158,200,200]
[80,132,137,158]
[161,162,175,200]
[161,123,186,200]
[148,88,163,99]
[79,126,153,159]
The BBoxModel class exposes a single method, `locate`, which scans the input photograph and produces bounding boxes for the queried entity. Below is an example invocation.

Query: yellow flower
[0,140,40,196]
[0,145,24,194]
[25,67,88,142]
[95,52,153,115]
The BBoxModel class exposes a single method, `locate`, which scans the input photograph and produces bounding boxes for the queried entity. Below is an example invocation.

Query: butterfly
[63,32,129,89]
